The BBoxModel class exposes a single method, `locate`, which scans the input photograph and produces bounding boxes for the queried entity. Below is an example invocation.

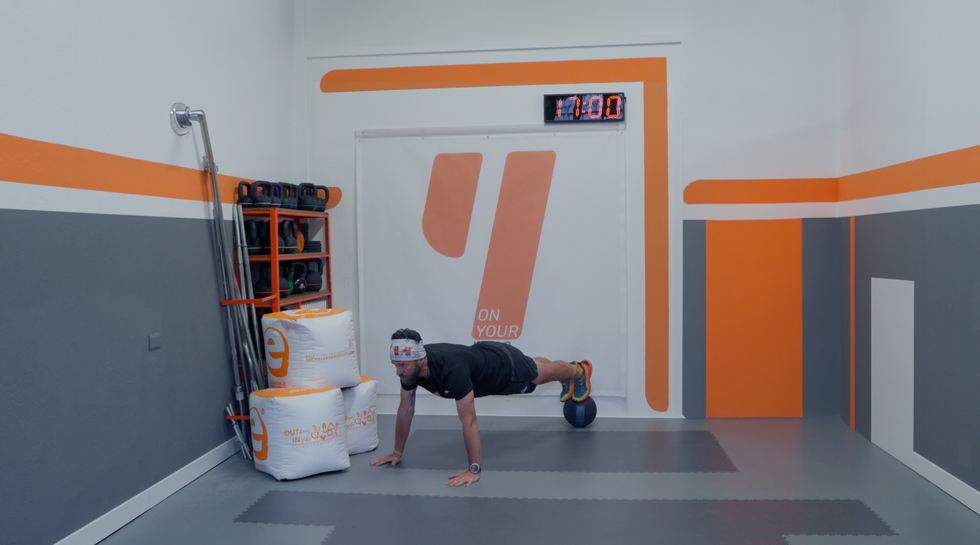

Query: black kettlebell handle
[293,262,307,277]
[315,185,330,204]
[237,181,252,203]
[251,181,272,202]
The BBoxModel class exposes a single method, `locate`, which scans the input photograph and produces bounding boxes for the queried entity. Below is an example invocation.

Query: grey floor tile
[97,415,980,545]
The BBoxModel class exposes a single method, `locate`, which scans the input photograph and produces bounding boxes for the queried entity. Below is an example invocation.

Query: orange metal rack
[223,208,332,313]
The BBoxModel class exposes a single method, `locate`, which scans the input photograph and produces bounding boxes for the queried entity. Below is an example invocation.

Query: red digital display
[544,93,625,123]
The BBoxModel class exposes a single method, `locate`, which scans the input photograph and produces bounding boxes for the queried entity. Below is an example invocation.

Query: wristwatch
[469,463,481,474]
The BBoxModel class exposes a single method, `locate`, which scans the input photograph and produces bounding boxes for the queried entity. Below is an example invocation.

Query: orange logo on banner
[250,407,268,461]
[422,151,556,340]
[265,327,289,377]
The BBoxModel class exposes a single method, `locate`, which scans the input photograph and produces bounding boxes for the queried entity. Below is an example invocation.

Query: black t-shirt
[403,343,511,400]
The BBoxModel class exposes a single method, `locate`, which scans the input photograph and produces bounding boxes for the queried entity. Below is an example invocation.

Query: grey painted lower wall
[839,219,852,426]
[682,220,706,418]
[0,209,235,545]
[801,218,847,417]
[855,205,980,493]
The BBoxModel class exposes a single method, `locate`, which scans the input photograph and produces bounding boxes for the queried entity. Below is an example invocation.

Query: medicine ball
[563,397,597,428]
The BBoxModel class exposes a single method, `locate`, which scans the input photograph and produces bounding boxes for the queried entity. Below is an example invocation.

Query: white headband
[390,338,426,361]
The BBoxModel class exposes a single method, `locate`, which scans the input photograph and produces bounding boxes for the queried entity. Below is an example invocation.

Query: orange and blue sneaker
[559,365,575,402]
[572,359,593,402]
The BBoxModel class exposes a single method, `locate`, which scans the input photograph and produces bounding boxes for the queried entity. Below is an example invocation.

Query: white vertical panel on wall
[870,277,915,456]
[870,276,980,515]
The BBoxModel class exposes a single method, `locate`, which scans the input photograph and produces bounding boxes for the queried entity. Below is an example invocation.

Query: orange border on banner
[321,59,671,412]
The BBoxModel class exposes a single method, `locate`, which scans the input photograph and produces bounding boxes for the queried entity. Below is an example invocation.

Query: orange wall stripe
[1,133,242,204]
[839,144,980,201]
[320,59,667,92]
[1,132,343,209]
[320,58,671,412]
[324,187,343,210]
[684,178,838,204]
[849,216,856,429]
[644,80,670,411]
[685,144,980,205]
[705,219,803,417]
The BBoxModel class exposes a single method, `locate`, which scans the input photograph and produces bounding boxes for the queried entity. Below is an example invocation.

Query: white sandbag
[262,308,360,389]
[249,387,350,480]
[342,376,378,455]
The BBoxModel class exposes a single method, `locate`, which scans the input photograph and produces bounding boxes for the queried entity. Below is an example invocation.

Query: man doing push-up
[370,328,593,487]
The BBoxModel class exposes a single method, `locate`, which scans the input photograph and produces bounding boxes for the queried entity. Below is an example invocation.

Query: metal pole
[171,104,254,448]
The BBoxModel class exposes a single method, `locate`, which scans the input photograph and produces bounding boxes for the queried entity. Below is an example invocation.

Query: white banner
[357,130,627,398]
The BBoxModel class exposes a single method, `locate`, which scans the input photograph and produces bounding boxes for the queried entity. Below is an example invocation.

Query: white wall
[840,0,980,175]
[0,0,297,182]
[298,0,840,184]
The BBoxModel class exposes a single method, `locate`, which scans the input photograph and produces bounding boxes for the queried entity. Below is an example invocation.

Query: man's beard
[400,366,420,389]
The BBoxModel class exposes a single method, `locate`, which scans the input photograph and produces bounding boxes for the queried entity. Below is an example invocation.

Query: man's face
[392,358,423,389]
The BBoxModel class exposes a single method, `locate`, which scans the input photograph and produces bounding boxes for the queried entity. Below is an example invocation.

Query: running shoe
[559,365,575,402]
[572,359,593,402]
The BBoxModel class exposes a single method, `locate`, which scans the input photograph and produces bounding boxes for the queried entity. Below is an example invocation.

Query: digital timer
[544,93,626,123]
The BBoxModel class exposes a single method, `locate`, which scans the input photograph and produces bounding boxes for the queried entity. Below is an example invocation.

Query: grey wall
[682,220,707,418]
[855,205,980,492]
[839,219,853,426]
[0,209,235,545]
[801,218,847,417]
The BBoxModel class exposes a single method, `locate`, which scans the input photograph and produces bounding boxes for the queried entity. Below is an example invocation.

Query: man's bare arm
[370,387,416,466]
[447,391,481,486]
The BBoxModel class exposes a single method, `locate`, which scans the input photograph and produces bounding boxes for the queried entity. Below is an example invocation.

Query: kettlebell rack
[229,207,332,313]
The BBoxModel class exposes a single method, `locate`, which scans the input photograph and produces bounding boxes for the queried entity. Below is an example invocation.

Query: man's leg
[530,357,575,384]
[531,357,593,402]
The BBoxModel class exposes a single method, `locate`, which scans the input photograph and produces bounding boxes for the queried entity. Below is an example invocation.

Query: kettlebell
[268,183,283,208]
[305,259,323,292]
[271,221,285,254]
[298,183,318,211]
[253,265,273,298]
[259,221,271,254]
[314,186,330,212]
[237,181,253,207]
[292,262,308,294]
[244,220,263,255]
[279,220,297,254]
[279,264,293,296]
[250,181,273,208]
[277,183,296,209]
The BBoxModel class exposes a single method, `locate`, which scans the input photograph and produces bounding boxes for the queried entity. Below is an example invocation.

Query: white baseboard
[55,438,238,545]
[893,447,980,516]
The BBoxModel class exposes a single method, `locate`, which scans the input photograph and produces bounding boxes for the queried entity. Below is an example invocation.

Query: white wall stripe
[683,202,840,221]
[684,180,980,221]
[0,180,233,221]
[839,181,980,218]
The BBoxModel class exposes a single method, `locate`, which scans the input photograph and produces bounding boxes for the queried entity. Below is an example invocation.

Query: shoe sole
[572,360,593,402]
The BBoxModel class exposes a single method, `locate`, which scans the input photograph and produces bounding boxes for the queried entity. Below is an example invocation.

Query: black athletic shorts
[476,341,538,395]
